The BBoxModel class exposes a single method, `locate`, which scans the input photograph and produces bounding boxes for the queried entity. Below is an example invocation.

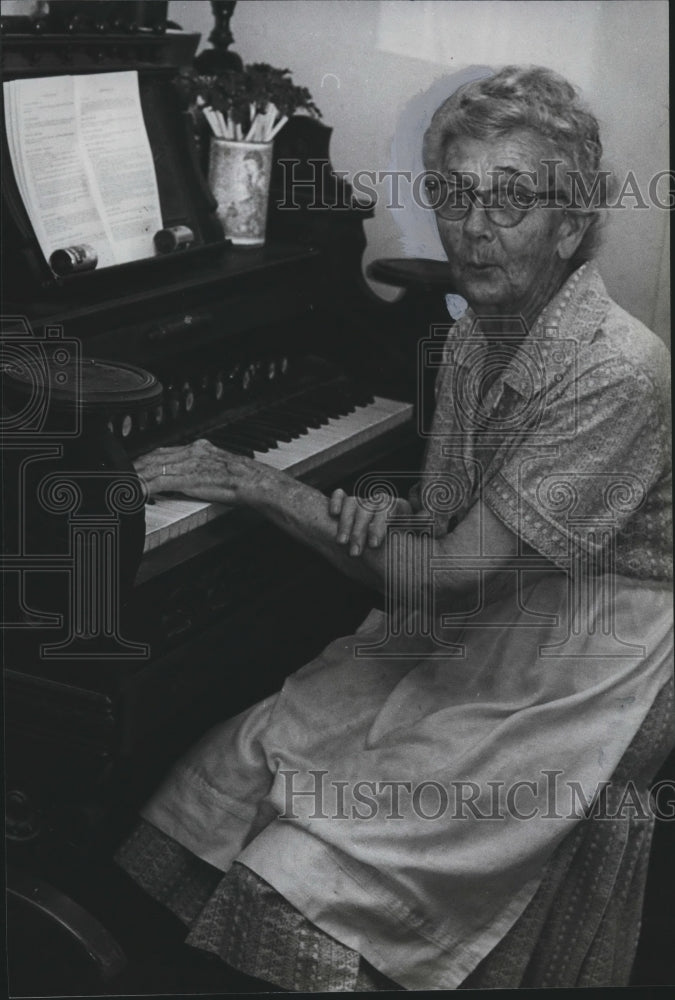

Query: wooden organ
[0,25,453,893]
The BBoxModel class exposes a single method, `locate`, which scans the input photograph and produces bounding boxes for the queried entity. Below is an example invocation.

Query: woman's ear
[556,211,594,261]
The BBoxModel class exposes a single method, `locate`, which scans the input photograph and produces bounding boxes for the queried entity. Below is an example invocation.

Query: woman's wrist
[241,466,297,513]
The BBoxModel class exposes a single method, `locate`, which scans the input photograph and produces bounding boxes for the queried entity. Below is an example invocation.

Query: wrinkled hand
[134,439,273,506]
[329,488,413,556]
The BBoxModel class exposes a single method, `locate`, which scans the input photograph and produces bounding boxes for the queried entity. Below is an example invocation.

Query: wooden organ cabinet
[1,22,455,986]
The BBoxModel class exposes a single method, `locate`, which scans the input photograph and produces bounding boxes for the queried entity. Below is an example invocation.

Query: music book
[3,71,162,272]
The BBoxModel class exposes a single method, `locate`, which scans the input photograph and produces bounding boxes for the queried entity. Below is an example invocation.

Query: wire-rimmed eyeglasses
[423,174,563,228]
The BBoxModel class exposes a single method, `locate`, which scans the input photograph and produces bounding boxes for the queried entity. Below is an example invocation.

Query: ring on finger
[162,464,166,476]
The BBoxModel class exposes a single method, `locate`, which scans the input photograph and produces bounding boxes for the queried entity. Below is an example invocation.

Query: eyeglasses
[423,175,562,228]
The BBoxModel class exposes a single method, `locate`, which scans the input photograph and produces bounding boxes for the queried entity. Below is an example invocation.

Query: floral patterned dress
[117,263,673,990]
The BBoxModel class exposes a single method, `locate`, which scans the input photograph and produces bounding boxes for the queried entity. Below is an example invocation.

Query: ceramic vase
[208,138,274,247]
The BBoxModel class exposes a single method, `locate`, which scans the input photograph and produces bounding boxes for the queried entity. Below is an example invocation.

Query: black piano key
[299,388,347,417]
[259,423,302,441]
[228,421,280,448]
[309,395,354,419]
[320,380,359,403]
[209,440,256,458]
[174,429,197,445]
[260,417,307,440]
[336,384,370,408]
[271,404,325,429]
[331,378,373,408]
[206,433,256,455]
[243,418,295,443]
[353,387,376,406]
[231,427,282,450]
[260,408,311,436]
[209,428,268,454]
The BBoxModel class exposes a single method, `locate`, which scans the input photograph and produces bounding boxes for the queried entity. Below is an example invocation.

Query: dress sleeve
[482,358,671,568]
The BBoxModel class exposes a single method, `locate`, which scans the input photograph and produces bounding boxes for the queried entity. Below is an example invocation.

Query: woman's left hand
[134,439,274,506]
[329,487,413,556]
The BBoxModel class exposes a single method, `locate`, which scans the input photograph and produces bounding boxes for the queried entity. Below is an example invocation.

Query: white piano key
[143,496,230,551]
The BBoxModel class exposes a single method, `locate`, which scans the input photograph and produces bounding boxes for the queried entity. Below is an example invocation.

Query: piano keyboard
[143,394,413,552]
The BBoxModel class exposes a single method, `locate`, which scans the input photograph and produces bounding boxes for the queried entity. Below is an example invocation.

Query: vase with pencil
[178,63,320,246]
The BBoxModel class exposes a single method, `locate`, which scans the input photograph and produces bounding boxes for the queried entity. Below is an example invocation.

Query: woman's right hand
[134,438,276,506]
[328,488,413,556]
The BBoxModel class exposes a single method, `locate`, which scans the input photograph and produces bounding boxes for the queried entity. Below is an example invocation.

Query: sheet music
[3,72,162,270]
[75,72,162,263]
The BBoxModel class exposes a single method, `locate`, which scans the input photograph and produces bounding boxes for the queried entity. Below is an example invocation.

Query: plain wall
[169,0,670,344]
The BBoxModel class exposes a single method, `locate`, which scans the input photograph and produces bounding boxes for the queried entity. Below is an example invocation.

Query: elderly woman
[117,67,672,991]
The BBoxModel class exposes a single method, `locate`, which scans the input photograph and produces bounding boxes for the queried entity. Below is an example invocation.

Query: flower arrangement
[177,62,321,143]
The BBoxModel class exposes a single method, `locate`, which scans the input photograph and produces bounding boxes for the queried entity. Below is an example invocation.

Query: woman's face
[434,129,576,320]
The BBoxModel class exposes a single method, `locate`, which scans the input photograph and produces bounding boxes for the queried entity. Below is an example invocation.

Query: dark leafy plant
[176,62,320,140]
